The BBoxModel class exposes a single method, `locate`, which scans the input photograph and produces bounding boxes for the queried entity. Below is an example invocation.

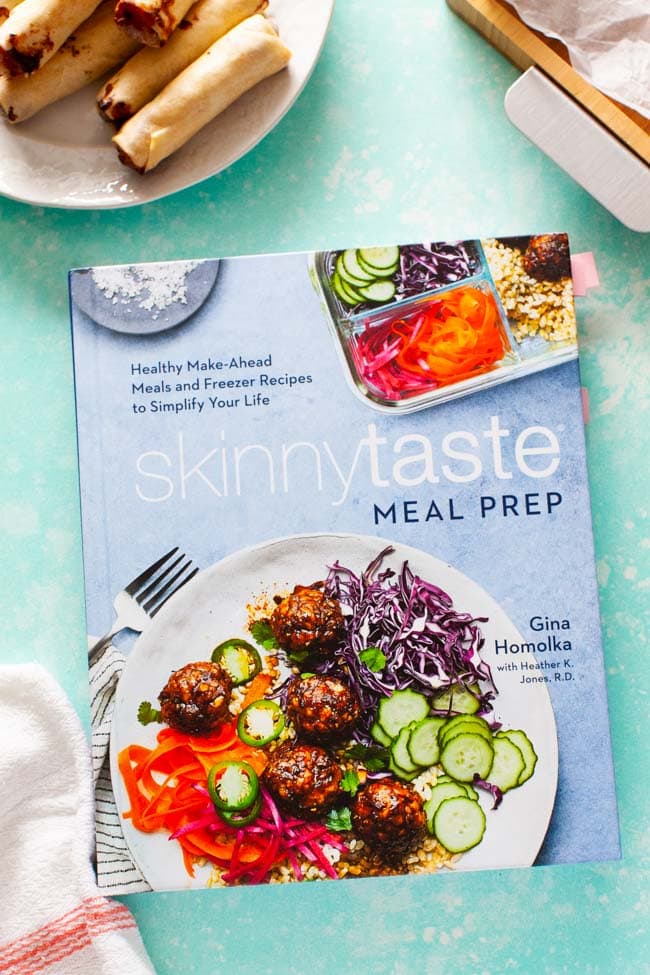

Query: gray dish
[70,259,220,335]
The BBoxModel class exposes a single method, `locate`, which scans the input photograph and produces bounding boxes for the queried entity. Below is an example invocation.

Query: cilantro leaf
[359,646,387,672]
[344,743,389,772]
[340,769,360,797]
[250,620,279,650]
[326,807,352,832]
[288,649,310,665]
[137,701,162,726]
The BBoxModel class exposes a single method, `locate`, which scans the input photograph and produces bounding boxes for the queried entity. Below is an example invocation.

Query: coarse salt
[92,262,200,319]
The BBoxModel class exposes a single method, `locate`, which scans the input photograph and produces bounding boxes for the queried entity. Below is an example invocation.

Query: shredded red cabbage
[396,242,481,299]
[472,777,503,810]
[314,547,496,742]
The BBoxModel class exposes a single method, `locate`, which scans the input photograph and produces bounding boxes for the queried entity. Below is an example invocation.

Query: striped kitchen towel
[89,643,151,894]
[0,663,155,975]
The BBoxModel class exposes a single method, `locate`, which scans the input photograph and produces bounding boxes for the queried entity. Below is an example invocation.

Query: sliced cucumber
[424,782,468,834]
[391,724,419,774]
[407,717,446,767]
[496,729,538,785]
[440,732,494,783]
[433,796,486,853]
[357,254,399,279]
[432,683,481,715]
[434,775,457,787]
[332,248,399,306]
[487,737,525,793]
[336,254,371,290]
[388,755,420,782]
[358,280,397,303]
[377,689,429,740]
[439,719,492,750]
[438,713,489,740]
[330,271,349,304]
[341,249,376,284]
[461,782,480,801]
[370,720,392,748]
[358,245,400,272]
[331,271,363,306]
[435,776,479,801]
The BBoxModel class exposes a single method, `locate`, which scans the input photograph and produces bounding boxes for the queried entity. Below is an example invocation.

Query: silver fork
[88,547,199,661]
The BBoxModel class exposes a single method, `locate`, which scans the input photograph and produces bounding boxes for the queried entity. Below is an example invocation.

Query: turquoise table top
[1,1,648,973]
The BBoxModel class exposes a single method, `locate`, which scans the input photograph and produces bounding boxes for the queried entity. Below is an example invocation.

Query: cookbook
[69,234,620,895]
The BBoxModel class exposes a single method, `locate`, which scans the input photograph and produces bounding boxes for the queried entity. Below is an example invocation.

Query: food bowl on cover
[308,237,579,414]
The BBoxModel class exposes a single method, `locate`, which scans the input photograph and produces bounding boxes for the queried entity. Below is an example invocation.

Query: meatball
[523,233,570,281]
[286,674,360,742]
[158,661,232,736]
[351,779,425,857]
[270,585,345,657]
[262,742,342,817]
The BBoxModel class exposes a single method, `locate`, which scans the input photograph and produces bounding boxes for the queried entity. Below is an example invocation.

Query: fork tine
[142,560,194,614]
[147,565,199,617]
[135,553,185,604]
[124,547,179,596]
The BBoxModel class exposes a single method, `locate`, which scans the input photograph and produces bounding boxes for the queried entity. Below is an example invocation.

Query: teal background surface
[1,1,648,972]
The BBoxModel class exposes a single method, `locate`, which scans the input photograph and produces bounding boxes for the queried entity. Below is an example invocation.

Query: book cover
[69,235,620,895]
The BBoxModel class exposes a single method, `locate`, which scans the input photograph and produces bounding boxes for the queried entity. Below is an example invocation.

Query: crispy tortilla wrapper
[114,0,195,47]
[0,2,140,122]
[0,0,102,76]
[98,0,266,124]
[113,14,291,173]
[0,1,23,28]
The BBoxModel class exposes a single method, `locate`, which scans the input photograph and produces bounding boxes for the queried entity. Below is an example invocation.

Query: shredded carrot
[118,715,270,874]
[352,284,509,398]
[118,665,279,879]
[239,671,273,710]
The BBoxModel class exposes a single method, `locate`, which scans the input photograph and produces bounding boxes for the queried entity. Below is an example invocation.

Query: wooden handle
[447,0,650,164]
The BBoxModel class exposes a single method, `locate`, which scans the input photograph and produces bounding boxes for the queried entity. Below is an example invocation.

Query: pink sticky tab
[571,252,600,297]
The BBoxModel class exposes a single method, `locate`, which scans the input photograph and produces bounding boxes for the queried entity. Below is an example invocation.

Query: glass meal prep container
[308,238,578,415]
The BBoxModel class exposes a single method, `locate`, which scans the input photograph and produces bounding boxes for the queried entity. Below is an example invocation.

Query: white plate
[110,533,558,891]
[0,0,334,209]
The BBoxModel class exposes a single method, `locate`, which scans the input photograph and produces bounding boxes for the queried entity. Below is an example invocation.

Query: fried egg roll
[0,2,140,122]
[98,0,266,125]
[114,0,195,47]
[0,0,102,76]
[113,14,291,174]
[0,1,24,28]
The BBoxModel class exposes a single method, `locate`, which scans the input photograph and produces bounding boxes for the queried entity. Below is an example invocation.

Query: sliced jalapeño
[207,760,259,811]
[211,639,262,686]
[237,700,285,747]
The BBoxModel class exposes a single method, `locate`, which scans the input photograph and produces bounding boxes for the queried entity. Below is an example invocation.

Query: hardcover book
[69,234,620,895]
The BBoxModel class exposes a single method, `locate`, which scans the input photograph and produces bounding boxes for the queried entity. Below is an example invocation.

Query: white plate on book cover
[0,0,334,209]
[110,534,559,892]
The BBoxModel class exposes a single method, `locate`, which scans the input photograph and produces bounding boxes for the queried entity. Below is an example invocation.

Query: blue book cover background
[70,242,620,893]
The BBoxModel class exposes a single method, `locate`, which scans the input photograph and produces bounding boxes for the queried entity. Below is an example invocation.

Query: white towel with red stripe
[0,664,156,975]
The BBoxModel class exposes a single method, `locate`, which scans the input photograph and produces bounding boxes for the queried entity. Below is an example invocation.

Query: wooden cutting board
[446,0,650,165]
